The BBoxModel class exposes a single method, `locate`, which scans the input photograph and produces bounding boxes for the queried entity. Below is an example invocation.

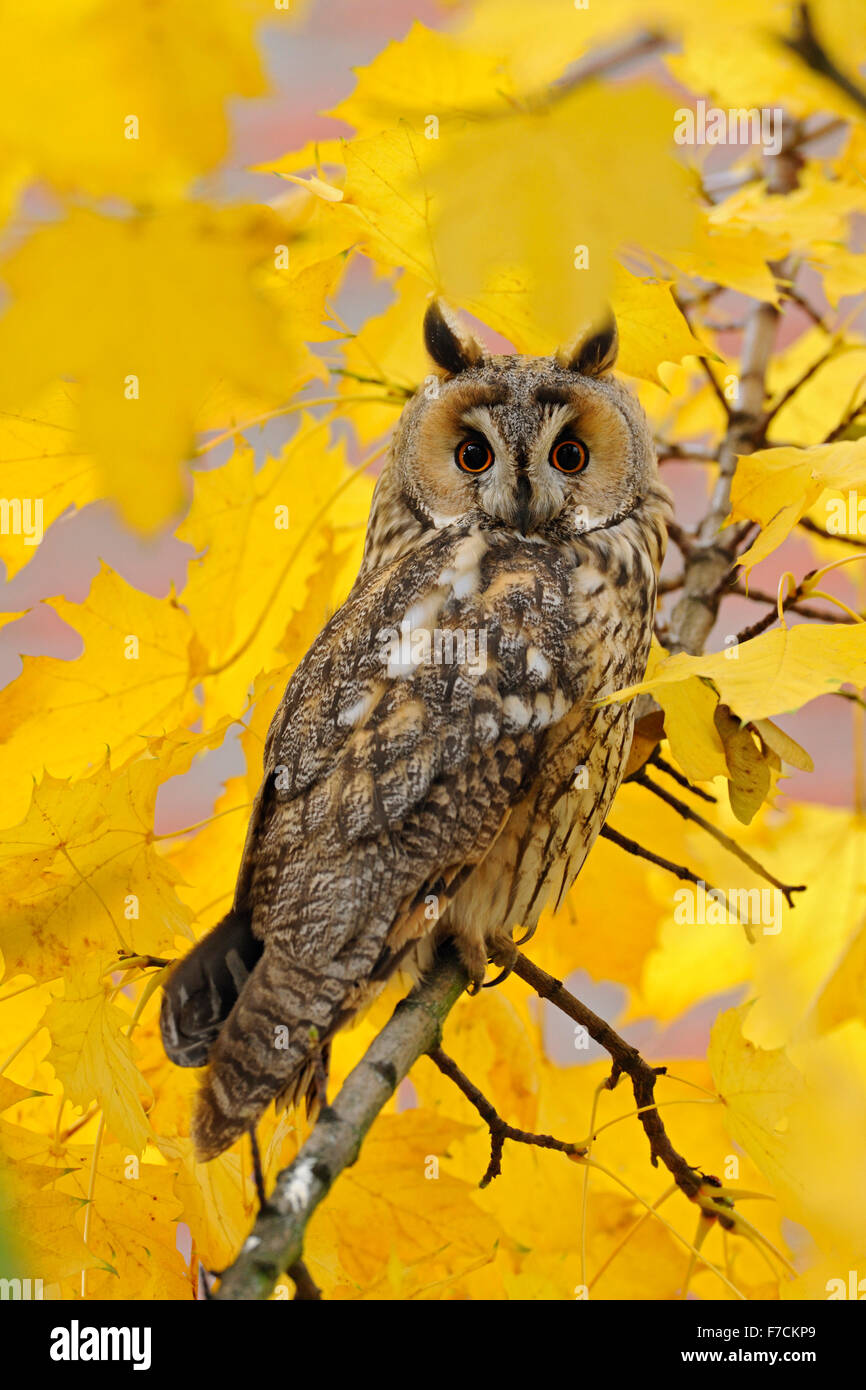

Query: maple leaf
[607,622,866,723]
[0,759,192,983]
[0,205,315,532]
[0,567,204,825]
[732,439,866,572]
[55,1143,192,1300]
[0,0,292,199]
[178,421,372,724]
[0,383,99,582]
[44,965,153,1154]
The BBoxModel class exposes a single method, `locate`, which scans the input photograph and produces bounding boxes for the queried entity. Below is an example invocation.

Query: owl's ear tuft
[558,314,619,378]
[423,298,485,375]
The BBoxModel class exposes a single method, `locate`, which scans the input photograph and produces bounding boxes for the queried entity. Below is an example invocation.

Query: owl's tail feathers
[160,908,264,1069]
[190,944,337,1162]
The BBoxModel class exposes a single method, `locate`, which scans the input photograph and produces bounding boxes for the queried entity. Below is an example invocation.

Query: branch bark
[511,956,702,1200]
[666,125,802,656]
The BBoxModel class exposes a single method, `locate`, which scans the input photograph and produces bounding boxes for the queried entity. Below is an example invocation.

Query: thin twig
[783,3,866,115]
[428,1047,585,1186]
[633,770,806,907]
[512,955,703,1201]
[601,824,727,897]
[799,516,866,550]
[648,749,718,803]
[762,340,840,427]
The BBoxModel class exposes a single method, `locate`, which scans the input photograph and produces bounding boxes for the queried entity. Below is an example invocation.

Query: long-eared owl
[161,300,672,1160]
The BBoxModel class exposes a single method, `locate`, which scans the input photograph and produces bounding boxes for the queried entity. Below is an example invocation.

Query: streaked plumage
[161,300,671,1160]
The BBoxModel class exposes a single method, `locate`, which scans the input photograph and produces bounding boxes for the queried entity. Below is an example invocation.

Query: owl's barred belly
[441,672,642,981]
[403,570,655,988]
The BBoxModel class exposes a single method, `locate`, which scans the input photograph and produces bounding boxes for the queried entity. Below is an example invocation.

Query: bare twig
[655,441,719,463]
[825,392,866,442]
[783,3,866,115]
[511,955,703,1201]
[633,770,806,907]
[428,1047,585,1186]
[799,516,866,550]
[601,824,726,896]
[763,340,840,428]
[648,749,717,803]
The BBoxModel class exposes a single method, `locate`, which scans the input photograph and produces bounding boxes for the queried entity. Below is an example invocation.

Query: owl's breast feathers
[163,501,666,1159]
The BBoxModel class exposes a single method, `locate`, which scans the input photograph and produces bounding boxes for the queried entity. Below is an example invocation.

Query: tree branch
[666,125,802,656]
[783,3,866,115]
[511,955,703,1200]
[428,1046,585,1187]
[633,770,806,908]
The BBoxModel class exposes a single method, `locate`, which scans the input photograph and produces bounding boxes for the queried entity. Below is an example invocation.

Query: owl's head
[363,299,663,572]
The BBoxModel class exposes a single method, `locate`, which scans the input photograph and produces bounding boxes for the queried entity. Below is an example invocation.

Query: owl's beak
[513,473,534,536]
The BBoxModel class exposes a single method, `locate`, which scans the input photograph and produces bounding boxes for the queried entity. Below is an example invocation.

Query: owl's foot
[483,934,519,989]
[455,937,488,995]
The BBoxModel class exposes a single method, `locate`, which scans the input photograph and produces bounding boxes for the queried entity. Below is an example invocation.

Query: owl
[161,300,671,1161]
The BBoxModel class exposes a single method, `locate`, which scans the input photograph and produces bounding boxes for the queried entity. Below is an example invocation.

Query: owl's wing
[171,527,583,1157]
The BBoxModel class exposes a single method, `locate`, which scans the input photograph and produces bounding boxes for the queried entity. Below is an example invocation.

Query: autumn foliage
[1,0,866,1302]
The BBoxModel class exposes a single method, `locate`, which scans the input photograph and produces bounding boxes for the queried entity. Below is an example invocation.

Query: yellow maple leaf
[305,1110,504,1298]
[44,966,153,1153]
[55,1143,191,1299]
[607,622,866,722]
[0,205,313,532]
[0,383,99,581]
[732,440,866,572]
[329,22,513,137]
[0,0,288,199]
[709,1003,805,1197]
[180,423,372,724]
[0,566,202,822]
[0,759,192,982]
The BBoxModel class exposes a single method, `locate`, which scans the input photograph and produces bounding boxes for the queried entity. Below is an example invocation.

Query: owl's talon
[482,963,514,989]
[483,938,519,988]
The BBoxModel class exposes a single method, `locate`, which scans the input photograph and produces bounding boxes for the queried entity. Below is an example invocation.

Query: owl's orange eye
[455,437,494,474]
[550,438,589,473]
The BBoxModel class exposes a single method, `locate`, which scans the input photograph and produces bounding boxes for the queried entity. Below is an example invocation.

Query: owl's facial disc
[410,374,640,538]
